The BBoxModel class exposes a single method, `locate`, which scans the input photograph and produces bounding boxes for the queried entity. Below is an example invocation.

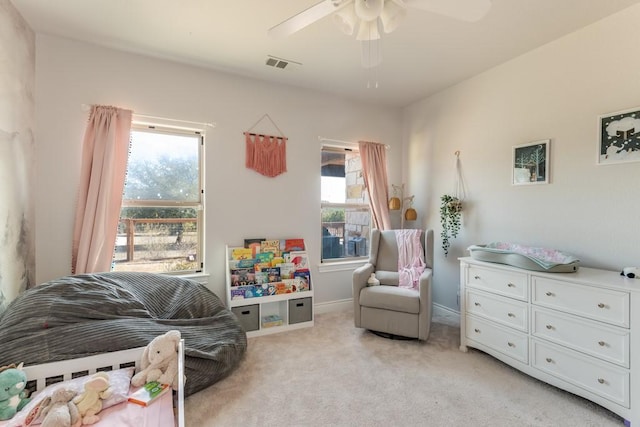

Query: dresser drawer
[465,315,528,363]
[467,266,528,301]
[466,290,528,332]
[531,339,629,407]
[532,307,629,368]
[532,277,629,327]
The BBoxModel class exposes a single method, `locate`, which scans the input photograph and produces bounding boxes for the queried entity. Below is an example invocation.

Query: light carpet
[185,309,623,426]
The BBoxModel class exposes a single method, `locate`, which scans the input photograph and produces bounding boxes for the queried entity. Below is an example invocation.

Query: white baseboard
[314,298,352,314]
[433,302,460,320]
[314,298,461,321]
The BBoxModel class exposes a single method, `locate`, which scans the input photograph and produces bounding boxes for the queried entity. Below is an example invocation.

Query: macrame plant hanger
[453,150,466,209]
[244,114,288,178]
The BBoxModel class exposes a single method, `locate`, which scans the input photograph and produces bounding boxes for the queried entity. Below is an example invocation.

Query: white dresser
[459,257,639,426]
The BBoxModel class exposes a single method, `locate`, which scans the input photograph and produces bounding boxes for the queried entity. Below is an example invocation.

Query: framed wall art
[598,107,640,165]
[512,139,550,185]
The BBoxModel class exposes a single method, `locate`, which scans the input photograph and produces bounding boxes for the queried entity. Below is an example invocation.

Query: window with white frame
[112,124,204,274]
[321,145,371,262]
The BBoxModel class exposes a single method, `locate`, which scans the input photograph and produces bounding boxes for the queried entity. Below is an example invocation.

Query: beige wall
[405,4,640,310]
[10,2,640,312]
[0,0,35,305]
[33,35,403,303]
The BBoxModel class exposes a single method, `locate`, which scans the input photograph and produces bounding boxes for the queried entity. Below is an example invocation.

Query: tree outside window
[113,126,204,274]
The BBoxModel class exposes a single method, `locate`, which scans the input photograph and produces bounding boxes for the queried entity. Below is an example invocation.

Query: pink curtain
[72,105,132,274]
[359,140,391,230]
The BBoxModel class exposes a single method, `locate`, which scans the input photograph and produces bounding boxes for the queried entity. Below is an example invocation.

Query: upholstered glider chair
[353,229,434,341]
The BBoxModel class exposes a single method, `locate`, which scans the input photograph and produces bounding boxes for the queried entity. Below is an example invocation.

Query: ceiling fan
[268,0,492,69]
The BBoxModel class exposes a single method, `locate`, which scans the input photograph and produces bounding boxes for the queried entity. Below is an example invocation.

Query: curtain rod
[318,136,389,149]
[81,104,216,128]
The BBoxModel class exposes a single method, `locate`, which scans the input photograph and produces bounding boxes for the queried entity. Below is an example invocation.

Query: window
[321,145,371,262]
[112,124,204,274]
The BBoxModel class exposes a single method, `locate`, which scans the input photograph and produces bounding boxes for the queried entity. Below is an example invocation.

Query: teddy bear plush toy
[72,372,112,425]
[131,330,181,389]
[38,388,81,427]
[0,362,31,421]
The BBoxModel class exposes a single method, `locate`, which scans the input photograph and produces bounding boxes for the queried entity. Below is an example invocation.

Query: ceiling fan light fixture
[333,6,357,35]
[356,19,381,41]
[380,0,407,33]
[361,39,382,68]
[354,0,385,22]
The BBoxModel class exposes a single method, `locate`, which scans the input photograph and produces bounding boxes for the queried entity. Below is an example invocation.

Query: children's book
[278,262,296,280]
[253,262,271,272]
[254,271,269,285]
[244,238,264,257]
[293,270,311,291]
[264,267,281,282]
[231,247,253,260]
[284,238,305,252]
[255,252,275,264]
[262,283,277,296]
[274,282,288,294]
[282,279,297,292]
[231,285,261,299]
[236,258,257,269]
[230,268,256,286]
[128,381,171,407]
[288,251,310,270]
[261,240,281,256]
[262,314,283,328]
[244,238,265,248]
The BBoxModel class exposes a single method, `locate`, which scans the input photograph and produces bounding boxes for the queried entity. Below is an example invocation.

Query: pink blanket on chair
[395,229,426,290]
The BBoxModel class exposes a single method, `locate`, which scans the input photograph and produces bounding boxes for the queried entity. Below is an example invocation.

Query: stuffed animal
[131,330,181,389]
[621,267,640,279]
[39,388,81,427]
[0,362,31,420]
[72,372,112,425]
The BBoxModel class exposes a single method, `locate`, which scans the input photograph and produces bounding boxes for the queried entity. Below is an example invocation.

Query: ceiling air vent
[265,55,301,70]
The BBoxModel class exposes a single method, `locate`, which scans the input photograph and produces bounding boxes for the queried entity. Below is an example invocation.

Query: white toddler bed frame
[21,340,185,427]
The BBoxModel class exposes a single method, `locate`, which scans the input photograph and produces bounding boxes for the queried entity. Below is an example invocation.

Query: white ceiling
[10,0,640,108]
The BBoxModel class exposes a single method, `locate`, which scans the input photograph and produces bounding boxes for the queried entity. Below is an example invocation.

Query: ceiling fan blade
[268,0,353,39]
[405,0,491,22]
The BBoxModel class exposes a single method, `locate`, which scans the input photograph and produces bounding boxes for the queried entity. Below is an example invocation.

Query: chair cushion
[374,270,399,286]
[359,285,420,314]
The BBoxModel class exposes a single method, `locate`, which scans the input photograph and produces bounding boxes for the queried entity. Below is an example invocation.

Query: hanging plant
[440,194,462,257]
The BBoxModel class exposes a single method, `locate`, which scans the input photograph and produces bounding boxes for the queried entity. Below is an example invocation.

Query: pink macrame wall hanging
[244,114,287,178]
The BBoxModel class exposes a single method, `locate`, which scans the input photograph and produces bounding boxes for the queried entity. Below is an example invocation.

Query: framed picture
[512,139,550,185]
[598,107,640,165]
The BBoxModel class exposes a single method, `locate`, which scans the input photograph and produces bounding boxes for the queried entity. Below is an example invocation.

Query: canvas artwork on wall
[512,140,550,185]
[598,107,640,165]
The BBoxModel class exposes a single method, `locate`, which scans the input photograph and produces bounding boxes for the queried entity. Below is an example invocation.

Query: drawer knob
[474,328,481,333]
[598,341,606,347]
[508,313,515,318]
[507,342,515,347]
[546,325,554,330]
[545,291,555,297]
[507,283,515,288]
[474,302,481,306]
[597,303,606,309]
[474,275,481,280]
[545,358,553,363]
[598,378,605,384]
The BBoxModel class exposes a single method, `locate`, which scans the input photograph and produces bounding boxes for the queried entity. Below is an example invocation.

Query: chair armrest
[418,268,433,300]
[353,263,374,328]
[353,263,374,296]
[418,268,433,340]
